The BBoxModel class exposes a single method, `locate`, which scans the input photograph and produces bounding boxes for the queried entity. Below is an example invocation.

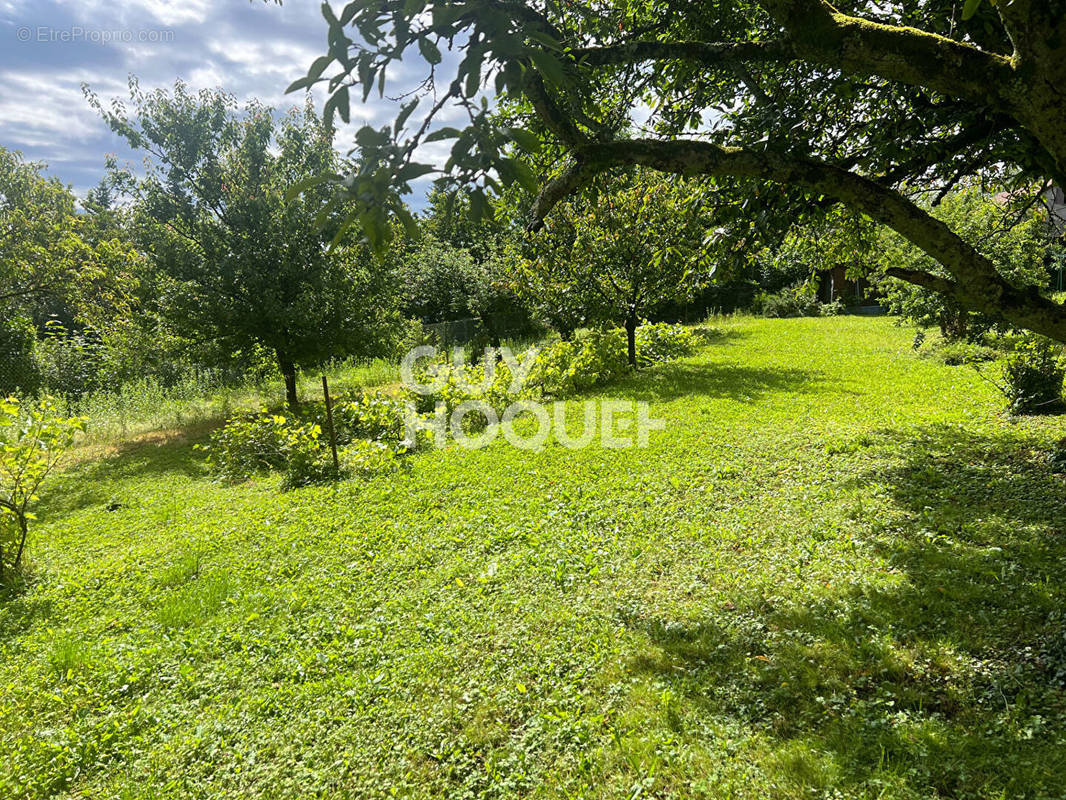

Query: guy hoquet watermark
[16,26,175,44]
[400,345,665,451]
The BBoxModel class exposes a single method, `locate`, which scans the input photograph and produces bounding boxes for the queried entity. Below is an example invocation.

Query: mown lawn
[3,315,1066,799]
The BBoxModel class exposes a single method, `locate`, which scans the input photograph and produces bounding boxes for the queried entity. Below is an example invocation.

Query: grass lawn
[3,315,1066,799]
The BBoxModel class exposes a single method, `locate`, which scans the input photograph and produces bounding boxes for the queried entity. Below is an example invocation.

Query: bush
[331,391,408,444]
[1,396,85,583]
[403,352,522,433]
[754,283,841,318]
[1000,336,1065,415]
[0,316,41,397]
[340,439,402,477]
[527,330,628,396]
[35,320,106,404]
[635,323,697,365]
[204,412,328,485]
[205,395,417,487]
[1051,438,1066,474]
[920,338,1000,366]
[527,324,693,395]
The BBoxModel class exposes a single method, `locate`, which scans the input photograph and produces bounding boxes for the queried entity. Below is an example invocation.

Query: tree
[521,172,709,365]
[401,189,534,345]
[88,80,404,410]
[0,147,79,313]
[877,185,1055,340]
[0,396,84,584]
[292,0,1066,342]
[0,147,140,328]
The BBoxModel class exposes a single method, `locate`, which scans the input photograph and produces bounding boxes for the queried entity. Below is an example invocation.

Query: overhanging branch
[528,136,1066,340]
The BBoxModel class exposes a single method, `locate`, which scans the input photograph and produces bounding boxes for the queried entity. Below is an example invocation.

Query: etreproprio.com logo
[398,345,665,451]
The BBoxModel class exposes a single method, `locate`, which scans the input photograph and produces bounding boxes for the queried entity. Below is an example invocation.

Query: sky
[0,0,440,204]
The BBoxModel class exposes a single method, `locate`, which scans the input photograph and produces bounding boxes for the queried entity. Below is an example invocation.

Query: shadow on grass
[0,581,53,642]
[37,426,214,520]
[589,361,834,404]
[625,424,1066,796]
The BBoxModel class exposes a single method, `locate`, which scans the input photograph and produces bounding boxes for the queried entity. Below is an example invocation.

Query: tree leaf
[419,37,443,65]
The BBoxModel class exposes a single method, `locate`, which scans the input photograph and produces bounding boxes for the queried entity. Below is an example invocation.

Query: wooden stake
[321,375,339,471]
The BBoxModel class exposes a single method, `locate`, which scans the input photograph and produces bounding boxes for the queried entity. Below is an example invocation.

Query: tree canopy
[291,0,1066,341]
[88,80,405,409]
[520,171,711,363]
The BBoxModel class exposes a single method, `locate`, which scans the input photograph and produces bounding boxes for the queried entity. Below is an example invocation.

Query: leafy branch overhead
[292,0,1066,343]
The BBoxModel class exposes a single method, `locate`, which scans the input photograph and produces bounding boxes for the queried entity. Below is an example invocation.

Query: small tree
[521,172,710,365]
[0,397,84,584]
[88,81,404,410]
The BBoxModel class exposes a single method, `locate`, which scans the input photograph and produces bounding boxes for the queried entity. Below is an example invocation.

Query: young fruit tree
[291,0,1066,341]
[520,172,710,365]
[0,397,84,584]
[87,80,404,410]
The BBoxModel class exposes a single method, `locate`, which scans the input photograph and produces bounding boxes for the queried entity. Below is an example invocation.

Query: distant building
[816,265,875,305]
[992,184,1066,232]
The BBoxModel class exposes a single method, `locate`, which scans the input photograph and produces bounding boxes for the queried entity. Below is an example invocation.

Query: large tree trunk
[624,314,638,367]
[277,352,299,412]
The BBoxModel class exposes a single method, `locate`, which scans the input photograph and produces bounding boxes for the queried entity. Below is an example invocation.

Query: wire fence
[422,312,541,348]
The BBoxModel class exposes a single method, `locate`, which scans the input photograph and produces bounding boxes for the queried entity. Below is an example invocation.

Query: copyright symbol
[16,27,31,41]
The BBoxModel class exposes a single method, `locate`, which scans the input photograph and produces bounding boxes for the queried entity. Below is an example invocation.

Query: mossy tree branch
[529,138,1066,340]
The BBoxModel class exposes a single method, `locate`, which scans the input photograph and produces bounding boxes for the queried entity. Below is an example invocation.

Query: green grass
[69,356,399,445]
[2,316,1066,798]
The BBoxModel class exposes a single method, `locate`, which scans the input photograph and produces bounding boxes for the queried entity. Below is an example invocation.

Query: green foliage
[33,320,104,404]
[89,81,405,408]
[205,390,415,487]
[203,411,322,483]
[754,282,844,318]
[0,396,85,581]
[332,391,408,444]
[526,329,631,396]
[527,324,691,396]
[7,317,1066,798]
[634,323,698,366]
[0,147,148,349]
[519,172,712,357]
[999,336,1065,415]
[0,316,41,397]
[878,188,1054,339]
[752,207,878,295]
[918,337,1000,366]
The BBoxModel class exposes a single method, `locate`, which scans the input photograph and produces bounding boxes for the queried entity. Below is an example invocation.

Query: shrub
[204,412,327,484]
[0,316,41,397]
[340,439,402,477]
[527,330,629,396]
[403,353,522,433]
[634,323,697,365]
[920,338,1000,366]
[1000,336,1065,415]
[0,396,85,583]
[754,283,839,318]
[1051,438,1066,474]
[567,329,629,388]
[332,391,407,444]
[206,399,415,487]
[35,321,104,404]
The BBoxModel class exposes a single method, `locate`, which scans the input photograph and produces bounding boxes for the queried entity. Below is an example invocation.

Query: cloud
[0,0,438,206]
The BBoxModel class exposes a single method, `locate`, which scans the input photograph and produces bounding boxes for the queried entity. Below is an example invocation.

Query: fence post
[321,375,339,471]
